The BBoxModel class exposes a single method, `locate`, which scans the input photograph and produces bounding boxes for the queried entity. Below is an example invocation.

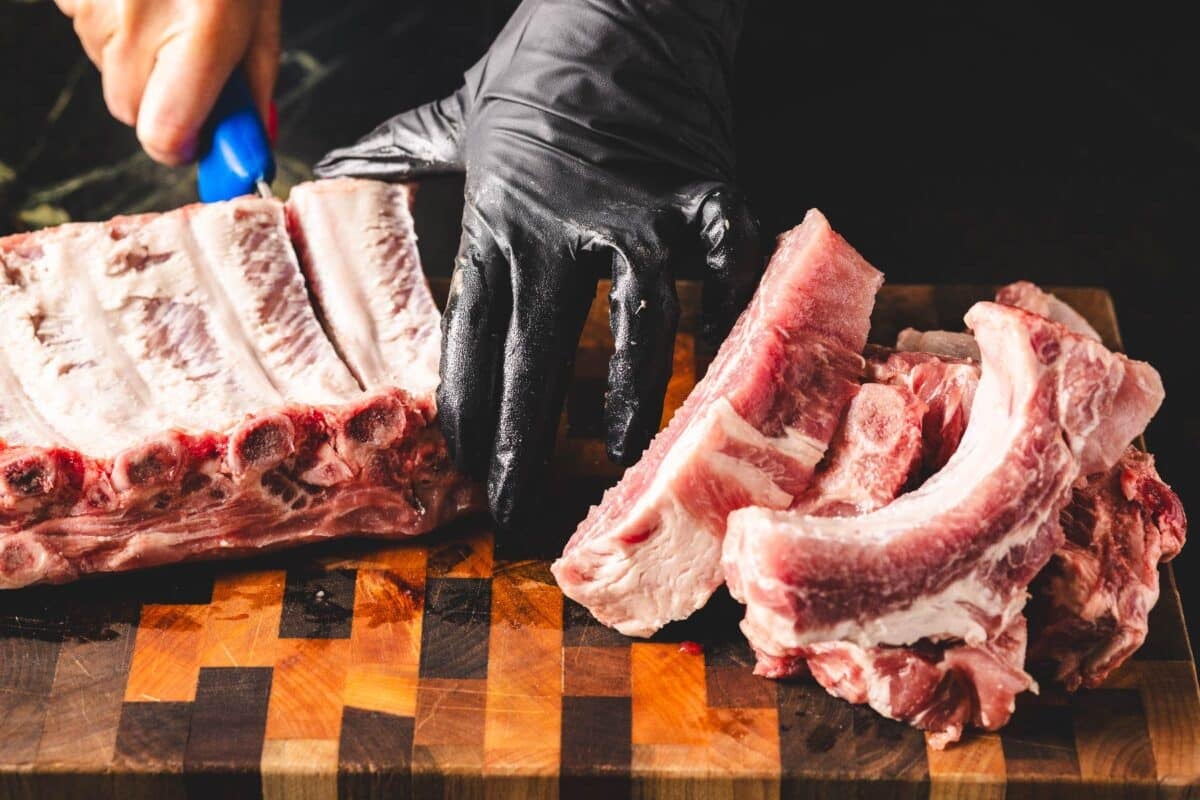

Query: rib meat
[750,361,1034,747]
[552,209,883,637]
[872,318,1185,701]
[798,618,1034,750]
[287,178,441,399]
[1028,446,1187,689]
[724,302,1164,660]
[0,180,482,588]
[869,349,979,475]
[791,382,925,517]
[996,281,1102,341]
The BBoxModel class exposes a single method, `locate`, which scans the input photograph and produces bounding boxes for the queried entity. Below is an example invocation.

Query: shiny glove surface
[316,0,761,528]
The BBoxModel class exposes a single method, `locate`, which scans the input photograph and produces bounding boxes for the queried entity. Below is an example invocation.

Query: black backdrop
[1,2,1195,646]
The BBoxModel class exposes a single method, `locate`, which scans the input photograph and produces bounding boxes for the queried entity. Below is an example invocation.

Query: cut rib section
[868,349,980,476]
[750,345,1033,748]
[790,383,925,517]
[1,179,483,588]
[552,209,883,637]
[724,302,1164,660]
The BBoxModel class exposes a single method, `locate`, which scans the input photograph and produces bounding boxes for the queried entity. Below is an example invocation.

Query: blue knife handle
[197,70,275,202]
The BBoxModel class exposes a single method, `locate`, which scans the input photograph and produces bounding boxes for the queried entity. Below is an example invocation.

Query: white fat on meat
[557,397,802,637]
[286,178,441,400]
[186,199,362,403]
[91,209,286,438]
[1,224,166,453]
[1,198,363,458]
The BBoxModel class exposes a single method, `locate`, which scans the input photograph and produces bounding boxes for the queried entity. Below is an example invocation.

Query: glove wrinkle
[688,185,763,345]
[489,234,597,529]
[315,91,468,180]
[438,202,509,477]
[605,229,681,466]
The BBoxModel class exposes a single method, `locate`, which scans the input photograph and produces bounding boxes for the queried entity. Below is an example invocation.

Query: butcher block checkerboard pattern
[1,283,1197,799]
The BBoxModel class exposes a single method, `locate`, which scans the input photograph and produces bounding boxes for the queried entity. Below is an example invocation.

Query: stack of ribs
[555,210,1186,746]
[0,178,482,588]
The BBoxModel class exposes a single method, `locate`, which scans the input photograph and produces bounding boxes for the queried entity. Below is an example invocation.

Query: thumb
[314,88,468,181]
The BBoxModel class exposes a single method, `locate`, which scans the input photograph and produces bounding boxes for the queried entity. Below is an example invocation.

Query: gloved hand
[316,0,761,528]
[56,0,280,165]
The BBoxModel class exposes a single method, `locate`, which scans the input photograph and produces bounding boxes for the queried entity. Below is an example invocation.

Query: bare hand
[56,0,281,165]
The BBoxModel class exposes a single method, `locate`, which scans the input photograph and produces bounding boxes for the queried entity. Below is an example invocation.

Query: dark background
[1,2,1195,646]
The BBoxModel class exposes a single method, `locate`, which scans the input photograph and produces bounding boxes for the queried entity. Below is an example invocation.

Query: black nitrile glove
[315,0,761,528]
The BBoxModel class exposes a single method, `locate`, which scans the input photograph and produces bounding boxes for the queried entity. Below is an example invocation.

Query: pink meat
[724,302,1164,661]
[0,389,481,588]
[551,209,884,637]
[791,382,925,517]
[0,179,482,589]
[1028,447,1187,689]
[793,618,1034,750]
[869,349,980,475]
[996,281,1102,341]
[750,365,1032,748]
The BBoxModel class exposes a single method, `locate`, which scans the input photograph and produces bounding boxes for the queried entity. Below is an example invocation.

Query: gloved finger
[487,233,598,529]
[694,186,763,344]
[243,0,282,126]
[136,5,258,165]
[313,89,469,181]
[437,201,509,479]
[605,236,681,465]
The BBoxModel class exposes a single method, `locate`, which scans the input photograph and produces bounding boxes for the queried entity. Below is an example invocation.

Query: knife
[197,69,276,201]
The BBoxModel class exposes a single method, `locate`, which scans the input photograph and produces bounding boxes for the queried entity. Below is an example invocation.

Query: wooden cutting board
[1,283,1197,800]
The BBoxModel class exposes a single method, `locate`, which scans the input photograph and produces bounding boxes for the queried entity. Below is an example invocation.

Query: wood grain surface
[0,283,1197,799]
